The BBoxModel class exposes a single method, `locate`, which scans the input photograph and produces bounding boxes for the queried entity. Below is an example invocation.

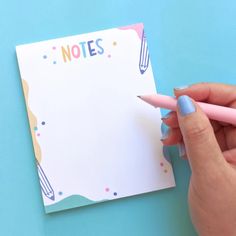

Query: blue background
[0,0,236,235]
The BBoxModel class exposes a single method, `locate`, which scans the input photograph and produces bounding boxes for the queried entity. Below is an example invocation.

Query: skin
[161,83,236,236]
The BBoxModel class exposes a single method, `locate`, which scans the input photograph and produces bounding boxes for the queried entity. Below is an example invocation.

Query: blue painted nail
[174,85,189,90]
[162,111,172,120]
[177,95,196,116]
[178,142,186,158]
[161,122,167,134]
[163,146,171,164]
[161,125,169,140]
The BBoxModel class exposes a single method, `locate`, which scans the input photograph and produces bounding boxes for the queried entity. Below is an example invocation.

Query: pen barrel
[155,94,177,111]
[198,102,236,126]
[153,94,236,125]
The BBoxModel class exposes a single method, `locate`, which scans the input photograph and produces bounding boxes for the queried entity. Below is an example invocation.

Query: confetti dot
[160,162,164,167]
[105,188,110,192]
[53,61,57,64]
[108,54,111,58]
[113,41,117,46]
[164,169,168,173]
[34,126,38,131]
[58,191,63,195]
[41,121,45,125]
[52,46,56,50]
[37,133,40,137]
[43,55,47,59]
[113,192,117,196]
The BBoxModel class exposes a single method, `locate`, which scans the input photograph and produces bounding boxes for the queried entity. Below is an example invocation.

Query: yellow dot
[113,41,117,46]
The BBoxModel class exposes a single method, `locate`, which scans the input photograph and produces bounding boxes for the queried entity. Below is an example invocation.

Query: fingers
[223,126,236,149]
[223,148,236,166]
[161,127,182,145]
[162,112,224,132]
[177,142,188,159]
[174,83,236,107]
[161,126,188,159]
[162,111,178,128]
[162,83,236,167]
[176,95,226,174]
[162,116,229,151]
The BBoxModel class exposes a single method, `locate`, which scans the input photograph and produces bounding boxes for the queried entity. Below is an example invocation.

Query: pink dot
[52,46,56,50]
[160,162,164,167]
[108,54,111,58]
[105,187,109,192]
[37,133,40,136]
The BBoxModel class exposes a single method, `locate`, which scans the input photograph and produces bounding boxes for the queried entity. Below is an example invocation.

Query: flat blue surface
[1,1,236,235]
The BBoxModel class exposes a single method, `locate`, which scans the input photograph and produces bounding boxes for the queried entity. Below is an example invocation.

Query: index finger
[174,83,236,107]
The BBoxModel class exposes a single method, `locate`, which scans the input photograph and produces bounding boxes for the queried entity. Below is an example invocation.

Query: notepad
[16,23,175,213]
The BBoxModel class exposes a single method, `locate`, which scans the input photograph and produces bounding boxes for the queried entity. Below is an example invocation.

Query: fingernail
[161,111,172,120]
[177,95,196,116]
[163,146,171,164]
[174,85,189,90]
[161,125,170,140]
[178,142,186,158]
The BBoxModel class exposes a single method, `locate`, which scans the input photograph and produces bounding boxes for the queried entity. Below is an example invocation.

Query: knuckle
[184,122,211,140]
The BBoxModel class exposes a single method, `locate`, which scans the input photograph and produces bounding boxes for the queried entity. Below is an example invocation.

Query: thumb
[176,95,225,174]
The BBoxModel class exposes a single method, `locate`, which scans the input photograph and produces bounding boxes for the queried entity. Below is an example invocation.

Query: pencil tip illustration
[48,193,55,201]
[140,70,145,74]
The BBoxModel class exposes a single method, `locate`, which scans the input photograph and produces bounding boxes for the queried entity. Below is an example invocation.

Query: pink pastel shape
[52,46,56,50]
[37,133,40,136]
[118,23,143,40]
[105,187,110,192]
[108,54,111,58]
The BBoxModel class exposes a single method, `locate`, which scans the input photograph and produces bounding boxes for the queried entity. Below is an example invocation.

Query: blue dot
[53,61,57,64]
[41,121,45,125]
[43,55,47,59]
[58,191,63,195]
[34,126,38,131]
[113,192,117,196]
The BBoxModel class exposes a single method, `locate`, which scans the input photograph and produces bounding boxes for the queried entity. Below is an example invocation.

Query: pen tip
[137,95,141,98]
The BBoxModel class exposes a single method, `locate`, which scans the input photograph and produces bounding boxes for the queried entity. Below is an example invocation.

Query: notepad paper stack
[16,23,175,213]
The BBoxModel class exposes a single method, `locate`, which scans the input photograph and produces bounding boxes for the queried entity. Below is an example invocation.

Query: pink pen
[138,94,236,126]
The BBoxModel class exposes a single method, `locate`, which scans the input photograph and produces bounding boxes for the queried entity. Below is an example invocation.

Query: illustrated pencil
[139,30,149,74]
[36,160,55,201]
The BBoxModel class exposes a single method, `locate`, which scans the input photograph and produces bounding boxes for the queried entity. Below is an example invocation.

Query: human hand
[162,83,236,235]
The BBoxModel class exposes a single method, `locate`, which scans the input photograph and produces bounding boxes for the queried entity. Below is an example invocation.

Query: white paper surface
[16,23,175,213]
